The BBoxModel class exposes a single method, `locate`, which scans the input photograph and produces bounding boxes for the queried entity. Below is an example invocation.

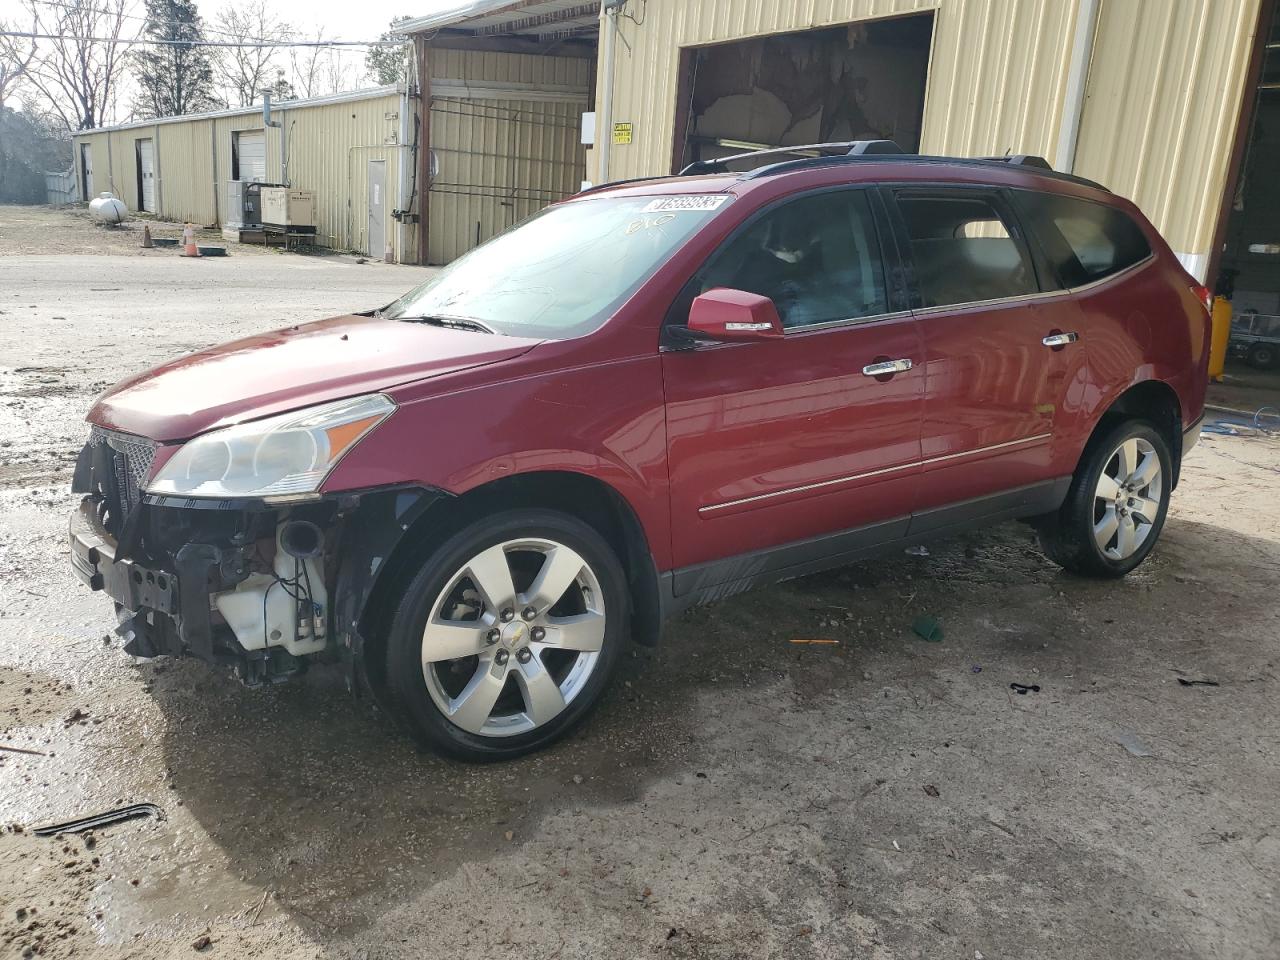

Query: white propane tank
[88,192,128,224]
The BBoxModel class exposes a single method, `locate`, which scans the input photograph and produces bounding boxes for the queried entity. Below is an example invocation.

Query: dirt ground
[1,205,1279,960]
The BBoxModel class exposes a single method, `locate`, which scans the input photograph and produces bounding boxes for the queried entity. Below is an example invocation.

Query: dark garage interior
[671,12,935,173]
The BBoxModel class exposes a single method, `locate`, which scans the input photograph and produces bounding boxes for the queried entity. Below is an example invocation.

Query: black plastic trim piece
[659,479,1071,620]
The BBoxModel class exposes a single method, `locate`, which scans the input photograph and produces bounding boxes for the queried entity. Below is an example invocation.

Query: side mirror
[685,288,784,342]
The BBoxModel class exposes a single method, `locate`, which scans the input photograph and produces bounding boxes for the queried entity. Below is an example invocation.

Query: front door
[661,187,924,594]
[136,139,155,213]
[886,188,1085,528]
[367,159,386,258]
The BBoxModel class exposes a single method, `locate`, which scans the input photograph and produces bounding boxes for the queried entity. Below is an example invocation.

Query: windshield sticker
[641,195,730,213]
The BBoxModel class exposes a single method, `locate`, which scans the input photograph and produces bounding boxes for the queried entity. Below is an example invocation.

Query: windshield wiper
[396,314,496,334]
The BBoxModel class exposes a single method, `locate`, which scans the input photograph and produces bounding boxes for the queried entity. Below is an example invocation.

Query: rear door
[885,187,1087,530]
[661,187,924,591]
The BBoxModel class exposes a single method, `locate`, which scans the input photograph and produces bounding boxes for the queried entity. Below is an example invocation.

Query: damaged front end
[70,424,442,687]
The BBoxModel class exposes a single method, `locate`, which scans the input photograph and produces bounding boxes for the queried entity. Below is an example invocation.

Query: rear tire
[1249,342,1278,370]
[383,509,628,761]
[1036,420,1172,578]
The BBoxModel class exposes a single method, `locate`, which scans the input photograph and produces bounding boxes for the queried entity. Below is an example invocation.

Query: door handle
[1042,332,1080,347]
[861,358,913,377]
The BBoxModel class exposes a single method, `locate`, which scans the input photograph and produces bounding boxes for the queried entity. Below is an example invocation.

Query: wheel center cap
[500,621,527,648]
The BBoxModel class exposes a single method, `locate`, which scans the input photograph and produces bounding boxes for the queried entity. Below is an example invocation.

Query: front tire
[383,509,628,761]
[1037,420,1172,578]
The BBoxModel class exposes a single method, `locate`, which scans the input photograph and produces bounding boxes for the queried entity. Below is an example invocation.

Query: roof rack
[679,139,904,176]
[739,146,1108,191]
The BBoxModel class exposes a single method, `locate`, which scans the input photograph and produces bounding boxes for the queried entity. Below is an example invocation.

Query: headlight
[147,394,395,500]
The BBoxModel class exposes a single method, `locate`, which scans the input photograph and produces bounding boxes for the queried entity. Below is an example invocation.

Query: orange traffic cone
[141,224,154,248]
[182,223,199,257]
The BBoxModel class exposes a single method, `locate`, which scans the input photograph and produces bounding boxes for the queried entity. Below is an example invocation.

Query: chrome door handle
[862,358,913,377]
[1042,332,1079,347]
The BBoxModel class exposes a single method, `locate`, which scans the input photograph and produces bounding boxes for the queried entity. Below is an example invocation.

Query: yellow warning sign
[612,122,633,145]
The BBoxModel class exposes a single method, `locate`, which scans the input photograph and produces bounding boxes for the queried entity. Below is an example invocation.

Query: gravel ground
[1,208,1279,960]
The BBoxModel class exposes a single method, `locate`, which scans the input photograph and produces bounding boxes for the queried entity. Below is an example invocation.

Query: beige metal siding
[426,48,590,263]
[1074,0,1260,266]
[599,0,1261,270]
[73,91,406,257]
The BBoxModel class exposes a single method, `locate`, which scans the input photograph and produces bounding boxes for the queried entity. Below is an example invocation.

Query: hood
[90,314,540,442]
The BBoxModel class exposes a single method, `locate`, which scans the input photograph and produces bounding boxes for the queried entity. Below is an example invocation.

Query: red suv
[71,143,1210,760]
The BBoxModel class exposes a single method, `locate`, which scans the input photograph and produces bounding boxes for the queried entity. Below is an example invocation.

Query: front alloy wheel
[384,510,627,760]
[422,538,606,737]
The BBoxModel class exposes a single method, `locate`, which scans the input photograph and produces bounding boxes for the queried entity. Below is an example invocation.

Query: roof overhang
[394,0,600,43]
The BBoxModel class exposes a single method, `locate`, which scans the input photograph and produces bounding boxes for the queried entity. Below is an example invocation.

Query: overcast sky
[3,0,465,116]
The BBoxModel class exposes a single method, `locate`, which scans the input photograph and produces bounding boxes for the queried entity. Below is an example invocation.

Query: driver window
[695,190,889,329]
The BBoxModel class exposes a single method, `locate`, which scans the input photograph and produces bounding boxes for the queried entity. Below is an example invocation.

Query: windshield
[383,194,730,339]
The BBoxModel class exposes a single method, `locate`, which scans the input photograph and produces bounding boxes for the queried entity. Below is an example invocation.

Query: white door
[235,130,267,182]
[367,159,386,258]
[80,143,94,200]
[137,139,155,212]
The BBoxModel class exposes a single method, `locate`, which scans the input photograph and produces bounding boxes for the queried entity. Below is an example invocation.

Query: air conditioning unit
[261,187,316,236]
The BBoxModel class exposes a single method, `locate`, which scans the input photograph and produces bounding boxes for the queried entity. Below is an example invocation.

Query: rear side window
[1016,191,1151,287]
[895,194,1038,308]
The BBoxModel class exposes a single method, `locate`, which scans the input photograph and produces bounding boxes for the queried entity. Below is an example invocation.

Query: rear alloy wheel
[1037,420,1172,578]
[384,510,627,760]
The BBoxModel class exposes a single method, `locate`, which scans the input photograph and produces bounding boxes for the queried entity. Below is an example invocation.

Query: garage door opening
[1210,0,1279,408]
[671,13,934,174]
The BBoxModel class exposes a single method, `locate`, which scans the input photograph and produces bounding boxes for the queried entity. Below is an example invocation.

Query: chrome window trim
[784,309,913,334]
[698,433,1052,514]
[1065,252,1156,295]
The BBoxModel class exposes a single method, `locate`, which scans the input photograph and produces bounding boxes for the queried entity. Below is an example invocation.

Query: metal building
[591,0,1275,286]
[71,2,596,265]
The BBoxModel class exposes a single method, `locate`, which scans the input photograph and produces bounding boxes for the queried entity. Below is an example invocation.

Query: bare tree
[287,27,328,100]
[213,0,292,107]
[0,10,39,108]
[22,0,133,131]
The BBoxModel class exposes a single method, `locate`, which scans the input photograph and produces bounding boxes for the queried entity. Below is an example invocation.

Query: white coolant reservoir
[214,521,328,657]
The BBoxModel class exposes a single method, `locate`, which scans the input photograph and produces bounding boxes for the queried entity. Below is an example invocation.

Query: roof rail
[741,151,1108,191]
[679,139,904,176]
[982,154,1054,171]
[574,174,673,196]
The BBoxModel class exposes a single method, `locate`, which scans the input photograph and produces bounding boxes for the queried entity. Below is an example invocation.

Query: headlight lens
[147,394,395,500]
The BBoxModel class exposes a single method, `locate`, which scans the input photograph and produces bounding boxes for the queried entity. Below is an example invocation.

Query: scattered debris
[32,802,164,836]
[905,545,930,556]
[891,839,901,851]
[971,664,983,673]
[572,774,584,785]
[911,615,944,642]
[1177,677,1220,687]
[191,932,212,951]
[503,830,514,842]
[0,744,48,757]
[1009,682,1040,695]
[64,707,90,726]
[923,784,940,798]
[1115,730,1154,758]
[789,638,839,645]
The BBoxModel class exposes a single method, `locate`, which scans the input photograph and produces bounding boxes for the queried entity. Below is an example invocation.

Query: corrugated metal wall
[73,91,406,258]
[598,0,1262,269]
[425,48,591,263]
[1074,0,1260,274]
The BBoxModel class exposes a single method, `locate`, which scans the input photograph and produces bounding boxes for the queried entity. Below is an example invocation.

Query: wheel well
[357,471,661,700]
[1093,380,1184,486]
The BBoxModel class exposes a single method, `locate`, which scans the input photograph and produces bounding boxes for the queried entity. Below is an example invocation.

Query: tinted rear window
[1016,191,1151,288]
[896,194,1038,307]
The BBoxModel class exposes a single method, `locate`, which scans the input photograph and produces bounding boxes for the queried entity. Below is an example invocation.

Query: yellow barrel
[1208,296,1232,382]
